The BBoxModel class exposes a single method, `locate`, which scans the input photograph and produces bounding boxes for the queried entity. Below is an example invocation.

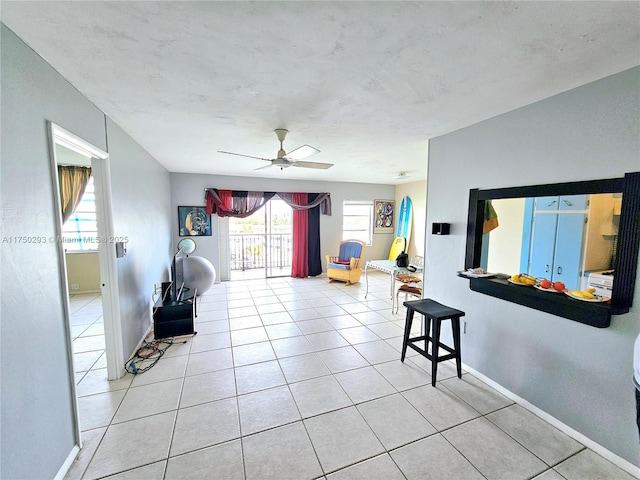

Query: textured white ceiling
[3,1,639,184]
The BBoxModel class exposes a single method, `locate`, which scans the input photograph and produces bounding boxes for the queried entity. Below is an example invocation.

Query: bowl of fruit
[509,273,536,286]
[534,279,565,293]
[565,288,609,302]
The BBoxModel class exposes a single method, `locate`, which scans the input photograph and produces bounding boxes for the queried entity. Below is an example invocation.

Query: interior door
[527,195,587,288]
[528,213,558,279]
[265,198,292,278]
[552,213,586,290]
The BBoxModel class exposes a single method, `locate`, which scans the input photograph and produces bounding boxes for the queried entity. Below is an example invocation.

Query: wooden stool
[401,298,465,387]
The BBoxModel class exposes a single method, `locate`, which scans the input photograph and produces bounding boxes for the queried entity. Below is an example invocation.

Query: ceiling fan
[218,129,333,170]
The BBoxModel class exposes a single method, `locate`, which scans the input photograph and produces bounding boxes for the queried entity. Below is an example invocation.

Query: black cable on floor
[124,337,186,375]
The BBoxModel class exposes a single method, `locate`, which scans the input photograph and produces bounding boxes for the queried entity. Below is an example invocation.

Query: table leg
[389,271,397,313]
[364,262,370,298]
[391,275,395,313]
[389,272,395,299]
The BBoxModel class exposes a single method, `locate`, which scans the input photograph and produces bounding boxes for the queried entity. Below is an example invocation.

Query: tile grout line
[161,335,192,480]
[233,284,252,480]
[74,274,607,480]
[435,379,578,475]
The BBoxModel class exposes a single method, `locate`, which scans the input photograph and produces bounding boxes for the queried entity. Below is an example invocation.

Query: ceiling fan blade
[292,160,333,170]
[284,144,320,161]
[218,150,271,161]
[253,164,273,171]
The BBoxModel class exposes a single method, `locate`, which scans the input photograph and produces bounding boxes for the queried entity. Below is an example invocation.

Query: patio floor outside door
[229,197,292,280]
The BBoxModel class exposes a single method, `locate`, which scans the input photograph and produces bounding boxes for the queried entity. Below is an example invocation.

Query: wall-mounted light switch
[115,241,127,258]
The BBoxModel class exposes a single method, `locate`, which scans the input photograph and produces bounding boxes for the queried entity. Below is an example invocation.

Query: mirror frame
[464,172,640,328]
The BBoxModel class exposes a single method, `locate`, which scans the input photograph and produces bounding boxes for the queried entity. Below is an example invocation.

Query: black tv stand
[153,286,198,339]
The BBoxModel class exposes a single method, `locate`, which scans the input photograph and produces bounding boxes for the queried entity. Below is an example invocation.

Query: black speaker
[432,223,451,235]
[153,301,195,339]
[161,282,172,301]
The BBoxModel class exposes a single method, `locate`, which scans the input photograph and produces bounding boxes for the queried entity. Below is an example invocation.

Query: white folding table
[364,259,422,312]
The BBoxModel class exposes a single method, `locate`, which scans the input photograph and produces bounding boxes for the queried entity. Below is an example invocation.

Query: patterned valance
[204,189,331,218]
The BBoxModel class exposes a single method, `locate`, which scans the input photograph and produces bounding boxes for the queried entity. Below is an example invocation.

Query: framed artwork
[178,206,212,236]
[374,200,394,233]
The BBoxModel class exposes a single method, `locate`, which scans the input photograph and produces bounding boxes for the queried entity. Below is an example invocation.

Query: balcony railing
[229,233,293,271]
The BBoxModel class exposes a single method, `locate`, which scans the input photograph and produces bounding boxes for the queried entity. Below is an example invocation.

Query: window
[62,176,98,251]
[343,200,373,245]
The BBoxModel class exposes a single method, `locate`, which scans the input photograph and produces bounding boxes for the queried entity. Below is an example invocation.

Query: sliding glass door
[228,197,292,279]
[265,197,292,278]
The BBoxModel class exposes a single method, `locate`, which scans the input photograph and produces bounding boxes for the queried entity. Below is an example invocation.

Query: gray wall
[426,66,640,466]
[170,173,396,279]
[0,25,171,479]
[107,118,172,361]
[1,25,106,479]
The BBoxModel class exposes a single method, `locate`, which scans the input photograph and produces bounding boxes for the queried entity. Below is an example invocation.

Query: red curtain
[216,190,233,215]
[291,193,308,278]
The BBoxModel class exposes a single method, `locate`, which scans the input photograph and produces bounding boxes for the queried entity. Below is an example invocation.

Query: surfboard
[388,236,406,260]
[396,196,413,245]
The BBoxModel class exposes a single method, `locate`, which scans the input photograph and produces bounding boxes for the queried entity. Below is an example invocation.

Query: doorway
[49,122,123,445]
[55,146,108,383]
[229,197,293,280]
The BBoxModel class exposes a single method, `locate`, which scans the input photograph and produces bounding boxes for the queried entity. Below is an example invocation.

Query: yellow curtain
[58,165,92,223]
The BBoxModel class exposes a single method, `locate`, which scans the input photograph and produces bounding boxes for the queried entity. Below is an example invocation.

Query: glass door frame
[265,196,292,278]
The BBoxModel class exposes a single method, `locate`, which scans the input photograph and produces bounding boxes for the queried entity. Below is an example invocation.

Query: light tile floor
[65,273,636,480]
[70,292,107,389]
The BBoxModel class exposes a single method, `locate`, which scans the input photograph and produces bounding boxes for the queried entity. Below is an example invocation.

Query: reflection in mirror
[481,193,622,291]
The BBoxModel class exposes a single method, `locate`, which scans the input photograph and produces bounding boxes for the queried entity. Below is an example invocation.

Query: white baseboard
[72,289,101,294]
[463,363,640,478]
[54,444,80,480]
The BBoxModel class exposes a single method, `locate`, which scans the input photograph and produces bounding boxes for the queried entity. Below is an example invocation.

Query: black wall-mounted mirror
[480,192,622,291]
[464,172,640,327]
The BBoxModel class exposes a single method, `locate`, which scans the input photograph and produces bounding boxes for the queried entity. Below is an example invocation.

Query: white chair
[394,255,424,313]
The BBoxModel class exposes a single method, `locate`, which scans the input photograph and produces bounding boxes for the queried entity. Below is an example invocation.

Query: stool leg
[451,316,462,379]
[401,309,414,362]
[431,318,440,386]
[424,315,431,354]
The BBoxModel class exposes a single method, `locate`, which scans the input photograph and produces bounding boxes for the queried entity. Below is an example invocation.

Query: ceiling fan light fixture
[271,158,291,168]
[393,171,411,179]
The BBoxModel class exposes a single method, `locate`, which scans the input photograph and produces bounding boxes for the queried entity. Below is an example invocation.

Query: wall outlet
[71,284,80,291]
[463,321,467,334]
